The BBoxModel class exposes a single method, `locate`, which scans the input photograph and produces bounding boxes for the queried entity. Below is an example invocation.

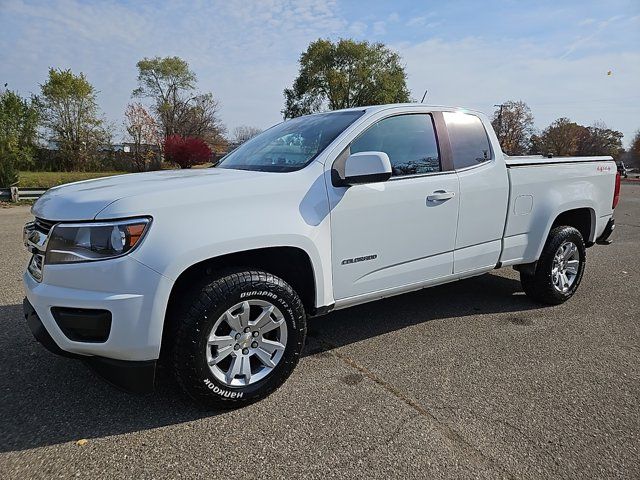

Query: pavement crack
[336,413,420,470]
[316,337,517,479]
[436,404,560,467]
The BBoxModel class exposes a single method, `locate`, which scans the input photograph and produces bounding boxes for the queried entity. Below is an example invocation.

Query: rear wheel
[520,226,586,305]
[171,269,306,408]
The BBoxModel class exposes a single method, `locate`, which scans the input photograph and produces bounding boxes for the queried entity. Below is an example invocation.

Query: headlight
[45,218,151,264]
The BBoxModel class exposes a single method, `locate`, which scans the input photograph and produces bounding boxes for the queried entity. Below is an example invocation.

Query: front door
[328,113,460,301]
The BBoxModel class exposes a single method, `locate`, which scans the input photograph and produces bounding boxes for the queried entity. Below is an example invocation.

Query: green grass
[0,199,35,207]
[18,171,127,189]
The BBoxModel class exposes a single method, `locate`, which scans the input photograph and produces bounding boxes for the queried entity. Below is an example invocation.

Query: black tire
[520,226,586,305]
[171,269,306,409]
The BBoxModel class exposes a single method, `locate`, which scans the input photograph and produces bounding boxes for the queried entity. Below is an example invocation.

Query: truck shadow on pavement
[306,272,539,353]
[0,272,540,452]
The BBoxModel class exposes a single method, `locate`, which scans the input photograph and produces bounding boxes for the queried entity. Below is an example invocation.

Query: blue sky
[1,0,639,145]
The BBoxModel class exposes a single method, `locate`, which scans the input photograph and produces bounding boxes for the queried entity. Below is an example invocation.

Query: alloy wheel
[205,299,288,387]
[551,241,580,293]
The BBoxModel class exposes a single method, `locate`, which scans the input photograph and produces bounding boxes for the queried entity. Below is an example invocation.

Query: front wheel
[520,226,586,305]
[171,270,306,408]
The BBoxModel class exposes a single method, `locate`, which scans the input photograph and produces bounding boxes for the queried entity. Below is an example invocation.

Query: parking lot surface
[1,184,638,479]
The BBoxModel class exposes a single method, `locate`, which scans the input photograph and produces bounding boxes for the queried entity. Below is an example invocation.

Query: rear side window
[350,114,440,176]
[443,112,492,170]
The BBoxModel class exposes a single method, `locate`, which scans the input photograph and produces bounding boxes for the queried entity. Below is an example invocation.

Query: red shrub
[163,135,212,168]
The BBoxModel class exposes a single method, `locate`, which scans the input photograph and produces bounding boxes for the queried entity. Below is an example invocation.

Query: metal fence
[0,188,47,201]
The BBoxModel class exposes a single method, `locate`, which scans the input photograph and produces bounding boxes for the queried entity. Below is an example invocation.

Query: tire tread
[520,226,586,305]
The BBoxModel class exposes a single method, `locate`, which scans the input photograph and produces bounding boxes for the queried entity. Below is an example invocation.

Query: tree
[491,100,534,155]
[534,117,588,156]
[528,134,545,155]
[176,92,226,143]
[630,130,640,165]
[133,56,195,137]
[576,122,624,159]
[0,89,39,186]
[283,39,411,118]
[631,131,640,158]
[233,125,263,144]
[163,135,211,168]
[625,130,640,169]
[532,118,624,159]
[124,103,160,171]
[39,68,108,170]
[133,56,224,143]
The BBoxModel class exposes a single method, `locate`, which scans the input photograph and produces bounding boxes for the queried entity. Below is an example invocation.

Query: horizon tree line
[1,38,639,186]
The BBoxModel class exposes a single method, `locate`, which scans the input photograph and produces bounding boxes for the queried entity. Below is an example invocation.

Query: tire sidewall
[177,272,306,406]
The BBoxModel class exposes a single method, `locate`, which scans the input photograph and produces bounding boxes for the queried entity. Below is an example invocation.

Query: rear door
[328,112,460,300]
[442,112,509,274]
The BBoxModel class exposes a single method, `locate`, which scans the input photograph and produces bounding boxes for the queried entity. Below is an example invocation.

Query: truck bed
[500,155,616,267]
[504,155,613,167]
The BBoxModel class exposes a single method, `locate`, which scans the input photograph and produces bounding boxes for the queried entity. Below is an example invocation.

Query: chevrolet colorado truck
[23,104,620,407]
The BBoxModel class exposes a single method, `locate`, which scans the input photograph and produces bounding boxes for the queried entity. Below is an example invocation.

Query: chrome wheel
[551,241,580,293]
[205,299,288,387]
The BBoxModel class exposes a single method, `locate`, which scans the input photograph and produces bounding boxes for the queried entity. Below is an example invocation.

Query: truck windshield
[217,110,364,172]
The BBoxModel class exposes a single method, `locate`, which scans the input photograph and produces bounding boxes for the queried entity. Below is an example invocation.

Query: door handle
[426,190,456,202]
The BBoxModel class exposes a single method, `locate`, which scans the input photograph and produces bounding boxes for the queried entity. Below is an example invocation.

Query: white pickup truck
[23,104,620,407]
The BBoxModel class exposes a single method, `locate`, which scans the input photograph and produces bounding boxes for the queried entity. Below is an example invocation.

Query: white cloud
[373,21,386,35]
[406,13,436,27]
[578,18,596,26]
[560,15,624,59]
[397,36,640,145]
[0,0,350,137]
[348,21,367,36]
[1,0,638,146]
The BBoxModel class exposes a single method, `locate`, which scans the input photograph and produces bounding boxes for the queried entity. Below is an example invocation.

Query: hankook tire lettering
[204,378,243,398]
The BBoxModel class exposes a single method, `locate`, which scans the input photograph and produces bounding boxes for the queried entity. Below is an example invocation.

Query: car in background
[617,161,628,178]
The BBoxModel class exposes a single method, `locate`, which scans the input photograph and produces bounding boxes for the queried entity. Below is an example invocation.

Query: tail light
[612,171,621,209]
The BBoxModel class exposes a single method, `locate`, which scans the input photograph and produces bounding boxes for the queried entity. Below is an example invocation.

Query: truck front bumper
[22,255,174,393]
[23,298,156,392]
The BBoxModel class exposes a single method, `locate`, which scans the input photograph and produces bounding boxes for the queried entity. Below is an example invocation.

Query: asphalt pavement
[0,184,638,479]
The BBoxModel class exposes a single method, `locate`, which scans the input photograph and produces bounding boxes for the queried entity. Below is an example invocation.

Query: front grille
[34,218,56,235]
[24,218,56,283]
[28,254,44,281]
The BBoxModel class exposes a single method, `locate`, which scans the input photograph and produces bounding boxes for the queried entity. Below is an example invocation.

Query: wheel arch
[550,207,595,245]
[160,246,319,360]
[166,246,317,314]
[530,204,596,262]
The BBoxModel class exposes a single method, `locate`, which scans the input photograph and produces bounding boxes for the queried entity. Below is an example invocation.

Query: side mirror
[342,151,392,185]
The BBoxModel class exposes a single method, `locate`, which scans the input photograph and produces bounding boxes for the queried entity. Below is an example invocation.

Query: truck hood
[32,168,269,221]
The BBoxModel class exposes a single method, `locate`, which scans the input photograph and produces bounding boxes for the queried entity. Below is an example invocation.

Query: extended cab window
[350,114,440,177]
[443,111,492,170]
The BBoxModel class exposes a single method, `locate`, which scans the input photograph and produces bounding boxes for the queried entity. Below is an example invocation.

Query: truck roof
[329,103,487,116]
